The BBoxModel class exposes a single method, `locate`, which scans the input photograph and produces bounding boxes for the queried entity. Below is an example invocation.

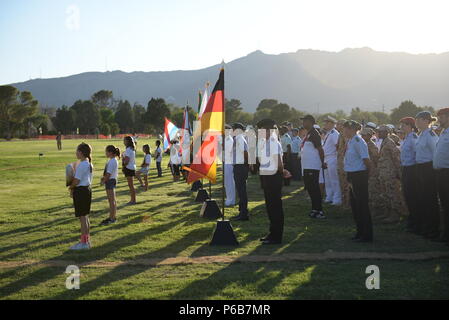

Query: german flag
[185,69,224,184]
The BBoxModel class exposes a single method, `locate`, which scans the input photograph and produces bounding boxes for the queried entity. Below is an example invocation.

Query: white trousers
[224,164,236,205]
[323,156,341,204]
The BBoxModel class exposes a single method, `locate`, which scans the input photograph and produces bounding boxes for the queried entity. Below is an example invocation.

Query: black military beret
[256,119,276,129]
[300,114,316,123]
[231,122,245,130]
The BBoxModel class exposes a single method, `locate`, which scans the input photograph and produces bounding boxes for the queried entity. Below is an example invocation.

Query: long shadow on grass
[170,232,303,299]
[168,179,341,299]
[49,226,213,299]
[0,216,73,238]
[0,213,198,298]
[0,196,199,260]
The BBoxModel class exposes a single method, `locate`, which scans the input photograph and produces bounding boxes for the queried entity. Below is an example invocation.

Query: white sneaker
[69,242,91,250]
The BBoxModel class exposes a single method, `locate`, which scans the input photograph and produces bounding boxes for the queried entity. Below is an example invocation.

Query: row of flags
[163,69,225,184]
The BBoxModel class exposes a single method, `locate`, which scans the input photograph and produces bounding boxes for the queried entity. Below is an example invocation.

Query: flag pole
[221,62,225,221]
[210,64,238,246]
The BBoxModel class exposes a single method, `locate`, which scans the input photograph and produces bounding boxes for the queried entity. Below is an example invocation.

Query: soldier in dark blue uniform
[415,111,440,240]
[434,108,449,245]
[398,117,419,233]
[343,120,373,242]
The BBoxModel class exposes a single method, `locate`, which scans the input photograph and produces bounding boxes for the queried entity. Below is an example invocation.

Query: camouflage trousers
[368,171,381,219]
[373,174,407,223]
[337,165,350,208]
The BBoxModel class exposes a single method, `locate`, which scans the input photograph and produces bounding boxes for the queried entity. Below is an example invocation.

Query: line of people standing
[222,107,449,247]
[67,137,163,250]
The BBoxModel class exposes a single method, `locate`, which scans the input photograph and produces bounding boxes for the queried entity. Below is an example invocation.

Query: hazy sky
[1,0,449,84]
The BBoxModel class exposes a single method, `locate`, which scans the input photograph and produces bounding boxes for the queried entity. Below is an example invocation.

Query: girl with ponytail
[68,142,93,250]
[100,145,121,226]
[123,136,137,205]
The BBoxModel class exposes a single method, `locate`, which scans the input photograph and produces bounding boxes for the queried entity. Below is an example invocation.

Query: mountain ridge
[9,47,449,113]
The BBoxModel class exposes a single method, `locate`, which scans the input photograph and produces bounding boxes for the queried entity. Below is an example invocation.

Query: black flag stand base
[210,220,239,246]
[195,189,210,202]
[200,199,223,220]
[191,180,203,192]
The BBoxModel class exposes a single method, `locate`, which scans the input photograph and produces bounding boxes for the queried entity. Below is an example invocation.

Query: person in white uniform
[322,116,342,205]
[224,124,236,206]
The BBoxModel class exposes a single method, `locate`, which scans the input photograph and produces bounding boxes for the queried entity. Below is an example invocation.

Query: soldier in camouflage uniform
[375,125,405,223]
[360,128,380,218]
[336,119,350,208]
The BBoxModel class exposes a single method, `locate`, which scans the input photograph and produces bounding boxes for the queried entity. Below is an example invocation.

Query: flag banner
[198,83,209,120]
[184,133,219,183]
[163,117,179,151]
[180,106,191,161]
[197,90,202,118]
[185,69,224,184]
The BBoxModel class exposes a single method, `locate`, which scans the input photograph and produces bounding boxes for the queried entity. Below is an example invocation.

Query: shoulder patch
[355,137,360,142]
[412,133,418,139]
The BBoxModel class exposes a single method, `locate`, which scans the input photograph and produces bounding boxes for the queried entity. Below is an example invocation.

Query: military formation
[223,107,449,245]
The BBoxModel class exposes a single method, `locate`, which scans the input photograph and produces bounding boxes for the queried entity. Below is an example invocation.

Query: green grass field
[0,138,448,300]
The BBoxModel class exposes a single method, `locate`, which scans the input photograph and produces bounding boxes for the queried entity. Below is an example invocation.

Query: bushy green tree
[71,100,101,134]
[390,100,421,124]
[133,103,146,133]
[145,98,170,134]
[91,90,113,108]
[0,86,39,139]
[114,100,134,133]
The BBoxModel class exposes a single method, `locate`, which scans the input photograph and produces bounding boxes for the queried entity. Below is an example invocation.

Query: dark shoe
[314,211,327,219]
[261,239,282,245]
[259,235,271,242]
[309,210,318,218]
[351,235,361,241]
[354,238,373,243]
[424,232,440,240]
[231,215,249,221]
[100,218,117,226]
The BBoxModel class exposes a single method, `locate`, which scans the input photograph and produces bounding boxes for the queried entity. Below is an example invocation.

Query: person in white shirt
[155,140,163,177]
[224,125,236,206]
[122,136,137,205]
[256,119,285,245]
[136,144,151,191]
[300,115,326,219]
[68,143,93,250]
[230,123,250,221]
[280,126,293,186]
[100,145,121,226]
[290,128,302,180]
[169,140,182,181]
[322,116,342,206]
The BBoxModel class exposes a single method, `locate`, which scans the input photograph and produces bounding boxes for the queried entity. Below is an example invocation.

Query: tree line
[0,85,437,139]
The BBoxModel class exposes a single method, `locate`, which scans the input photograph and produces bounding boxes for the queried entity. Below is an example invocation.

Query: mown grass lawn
[0,138,448,299]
